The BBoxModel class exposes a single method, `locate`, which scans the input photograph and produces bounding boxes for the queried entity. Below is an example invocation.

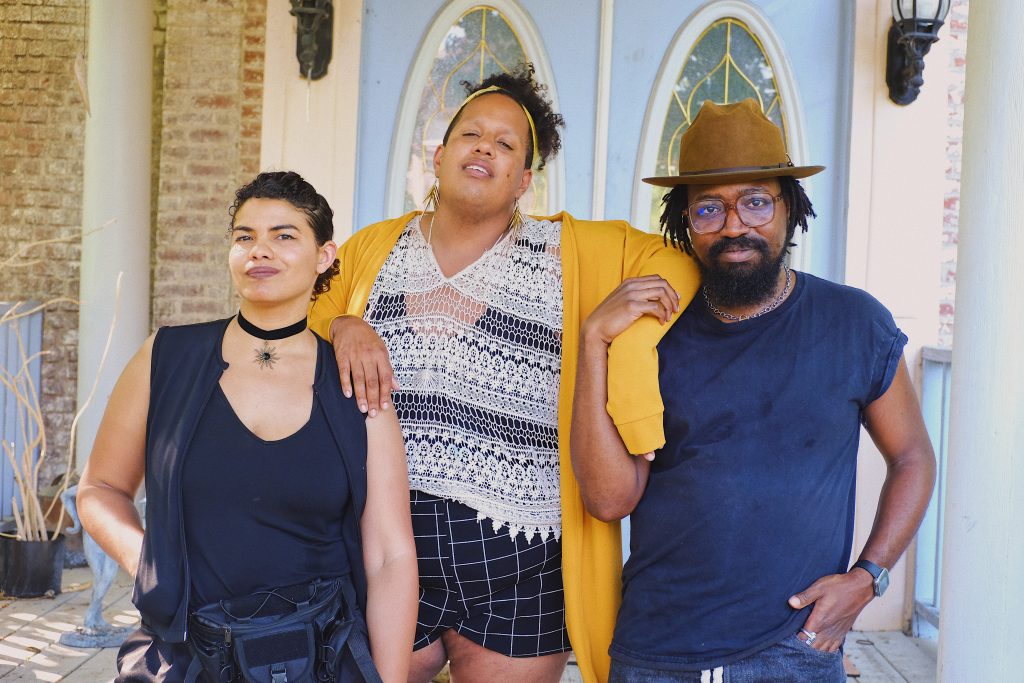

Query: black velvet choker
[236,312,307,340]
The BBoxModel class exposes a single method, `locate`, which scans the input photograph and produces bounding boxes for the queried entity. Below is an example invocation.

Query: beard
[697,235,787,308]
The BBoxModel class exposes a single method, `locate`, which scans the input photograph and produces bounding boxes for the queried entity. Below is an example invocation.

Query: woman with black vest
[77,171,417,682]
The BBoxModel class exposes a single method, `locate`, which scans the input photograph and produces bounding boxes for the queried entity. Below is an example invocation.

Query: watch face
[875,568,890,597]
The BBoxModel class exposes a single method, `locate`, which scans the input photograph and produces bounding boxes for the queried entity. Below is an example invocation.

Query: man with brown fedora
[570,99,936,681]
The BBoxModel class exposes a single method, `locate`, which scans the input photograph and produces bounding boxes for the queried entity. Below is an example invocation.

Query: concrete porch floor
[0,567,937,682]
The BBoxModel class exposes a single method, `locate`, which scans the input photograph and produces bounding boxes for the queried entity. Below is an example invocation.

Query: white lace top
[364,215,564,541]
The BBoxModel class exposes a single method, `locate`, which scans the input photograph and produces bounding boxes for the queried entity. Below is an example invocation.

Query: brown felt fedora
[643,98,825,187]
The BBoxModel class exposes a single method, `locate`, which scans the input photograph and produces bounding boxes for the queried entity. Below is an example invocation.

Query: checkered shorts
[410,490,572,657]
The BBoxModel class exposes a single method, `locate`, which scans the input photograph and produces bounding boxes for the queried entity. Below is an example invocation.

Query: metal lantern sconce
[290,0,333,80]
[886,0,952,105]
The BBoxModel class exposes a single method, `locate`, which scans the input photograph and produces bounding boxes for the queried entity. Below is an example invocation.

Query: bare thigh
[443,629,570,683]
[408,638,448,683]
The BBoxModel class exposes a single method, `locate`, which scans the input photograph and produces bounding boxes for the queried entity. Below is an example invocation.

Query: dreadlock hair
[442,62,565,171]
[228,171,339,301]
[659,176,817,255]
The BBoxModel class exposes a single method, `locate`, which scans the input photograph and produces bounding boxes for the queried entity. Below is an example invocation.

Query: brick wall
[0,0,266,487]
[0,0,87,484]
[940,0,968,348]
[152,0,266,327]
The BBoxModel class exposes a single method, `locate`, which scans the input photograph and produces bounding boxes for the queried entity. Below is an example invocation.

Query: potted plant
[0,283,120,597]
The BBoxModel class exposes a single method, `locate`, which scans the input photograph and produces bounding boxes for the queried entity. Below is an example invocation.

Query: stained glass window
[402,6,548,214]
[649,18,786,227]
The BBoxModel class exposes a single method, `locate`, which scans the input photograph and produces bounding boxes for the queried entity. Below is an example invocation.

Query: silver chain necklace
[702,264,792,322]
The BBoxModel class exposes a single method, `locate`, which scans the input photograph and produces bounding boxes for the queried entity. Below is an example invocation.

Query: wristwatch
[852,559,890,597]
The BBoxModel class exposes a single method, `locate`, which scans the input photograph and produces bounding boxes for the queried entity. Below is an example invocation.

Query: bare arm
[856,359,937,568]
[570,276,678,521]
[788,359,936,651]
[329,316,399,418]
[76,335,154,578]
[360,409,417,683]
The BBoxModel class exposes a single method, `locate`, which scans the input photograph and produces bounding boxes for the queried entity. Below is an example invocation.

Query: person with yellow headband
[310,63,699,683]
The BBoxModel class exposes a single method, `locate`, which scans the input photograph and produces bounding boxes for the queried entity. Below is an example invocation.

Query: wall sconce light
[290,0,333,80]
[886,0,952,105]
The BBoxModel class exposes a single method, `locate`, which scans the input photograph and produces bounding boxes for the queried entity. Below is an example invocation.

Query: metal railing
[913,345,952,638]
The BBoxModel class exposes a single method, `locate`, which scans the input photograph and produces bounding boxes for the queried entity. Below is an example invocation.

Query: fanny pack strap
[184,655,203,683]
[333,578,381,683]
[343,626,381,683]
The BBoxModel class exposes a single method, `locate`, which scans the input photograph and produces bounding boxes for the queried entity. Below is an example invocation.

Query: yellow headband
[448,85,540,169]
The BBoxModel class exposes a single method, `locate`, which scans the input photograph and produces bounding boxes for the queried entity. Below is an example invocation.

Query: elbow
[582,494,635,523]
[74,484,99,533]
[363,536,417,583]
[886,441,938,506]
[895,441,937,482]
[921,445,937,487]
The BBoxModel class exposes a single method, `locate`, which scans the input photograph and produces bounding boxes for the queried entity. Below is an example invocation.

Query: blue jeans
[609,634,845,683]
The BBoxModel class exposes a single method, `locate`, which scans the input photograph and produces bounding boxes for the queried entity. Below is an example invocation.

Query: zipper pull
[223,625,232,646]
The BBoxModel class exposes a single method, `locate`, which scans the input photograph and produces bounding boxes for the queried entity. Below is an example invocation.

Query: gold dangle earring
[508,197,524,247]
[422,179,440,214]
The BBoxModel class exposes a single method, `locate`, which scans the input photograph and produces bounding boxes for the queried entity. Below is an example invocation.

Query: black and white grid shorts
[410,490,572,658]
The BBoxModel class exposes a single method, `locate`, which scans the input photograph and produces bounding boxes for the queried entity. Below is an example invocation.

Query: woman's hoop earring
[508,198,523,246]
[422,179,440,214]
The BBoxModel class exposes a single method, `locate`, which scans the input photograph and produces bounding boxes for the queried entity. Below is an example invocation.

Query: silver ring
[800,629,817,645]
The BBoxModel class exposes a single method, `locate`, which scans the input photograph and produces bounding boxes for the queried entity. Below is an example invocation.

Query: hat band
[677,161,795,177]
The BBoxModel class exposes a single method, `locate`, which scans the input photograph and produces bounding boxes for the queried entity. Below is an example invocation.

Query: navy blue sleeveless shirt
[610,272,907,671]
[182,341,350,607]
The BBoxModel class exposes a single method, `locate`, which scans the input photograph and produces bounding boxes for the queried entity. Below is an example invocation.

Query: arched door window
[388,3,561,216]
[633,3,808,243]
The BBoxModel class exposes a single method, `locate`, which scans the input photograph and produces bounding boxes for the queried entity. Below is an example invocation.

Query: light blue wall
[352,1,436,231]
[605,0,856,280]
[515,1,600,217]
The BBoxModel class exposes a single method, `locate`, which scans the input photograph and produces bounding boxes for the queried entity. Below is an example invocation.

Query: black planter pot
[0,536,65,597]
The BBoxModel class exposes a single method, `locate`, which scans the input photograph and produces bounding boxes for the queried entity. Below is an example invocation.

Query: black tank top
[182,348,350,608]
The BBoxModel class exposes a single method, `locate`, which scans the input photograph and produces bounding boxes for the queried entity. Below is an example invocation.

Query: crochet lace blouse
[364,215,563,541]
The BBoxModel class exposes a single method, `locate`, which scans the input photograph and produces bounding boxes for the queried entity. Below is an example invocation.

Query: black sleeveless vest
[133,317,369,643]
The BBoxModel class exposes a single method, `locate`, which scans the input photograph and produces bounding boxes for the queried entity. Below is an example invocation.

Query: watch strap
[852,559,884,580]
[852,559,889,596]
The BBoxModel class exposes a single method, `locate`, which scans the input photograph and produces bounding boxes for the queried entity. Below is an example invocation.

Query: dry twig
[1,275,122,541]
[1,220,113,270]
[47,272,123,538]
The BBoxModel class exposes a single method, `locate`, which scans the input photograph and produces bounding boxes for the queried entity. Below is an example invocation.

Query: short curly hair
[228,171,339,300]
[442,62,565,171]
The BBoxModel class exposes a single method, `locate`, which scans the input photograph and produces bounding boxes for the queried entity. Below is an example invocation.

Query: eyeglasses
[685,193,783,234]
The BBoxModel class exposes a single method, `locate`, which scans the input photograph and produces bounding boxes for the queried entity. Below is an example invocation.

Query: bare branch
[0,299,80,326]
[1,219,114,269]
[48,271,124,538]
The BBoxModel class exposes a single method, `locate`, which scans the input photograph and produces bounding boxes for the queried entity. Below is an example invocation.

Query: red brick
[188,127,227,142]
[193,93,235,108]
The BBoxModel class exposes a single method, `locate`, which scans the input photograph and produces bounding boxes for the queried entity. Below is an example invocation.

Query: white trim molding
[630,0,811,269]
[384,0,565,217]
[261,0,365,239]
[591,0,614,219]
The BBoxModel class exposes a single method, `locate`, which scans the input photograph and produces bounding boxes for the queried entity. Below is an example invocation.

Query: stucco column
[76,0,153,468]
[937,1,1024,679]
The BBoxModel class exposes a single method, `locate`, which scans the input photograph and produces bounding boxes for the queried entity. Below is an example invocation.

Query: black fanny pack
[184,576,381,683]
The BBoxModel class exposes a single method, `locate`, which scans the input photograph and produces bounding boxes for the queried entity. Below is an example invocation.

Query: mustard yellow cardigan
[309,211,699,683]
